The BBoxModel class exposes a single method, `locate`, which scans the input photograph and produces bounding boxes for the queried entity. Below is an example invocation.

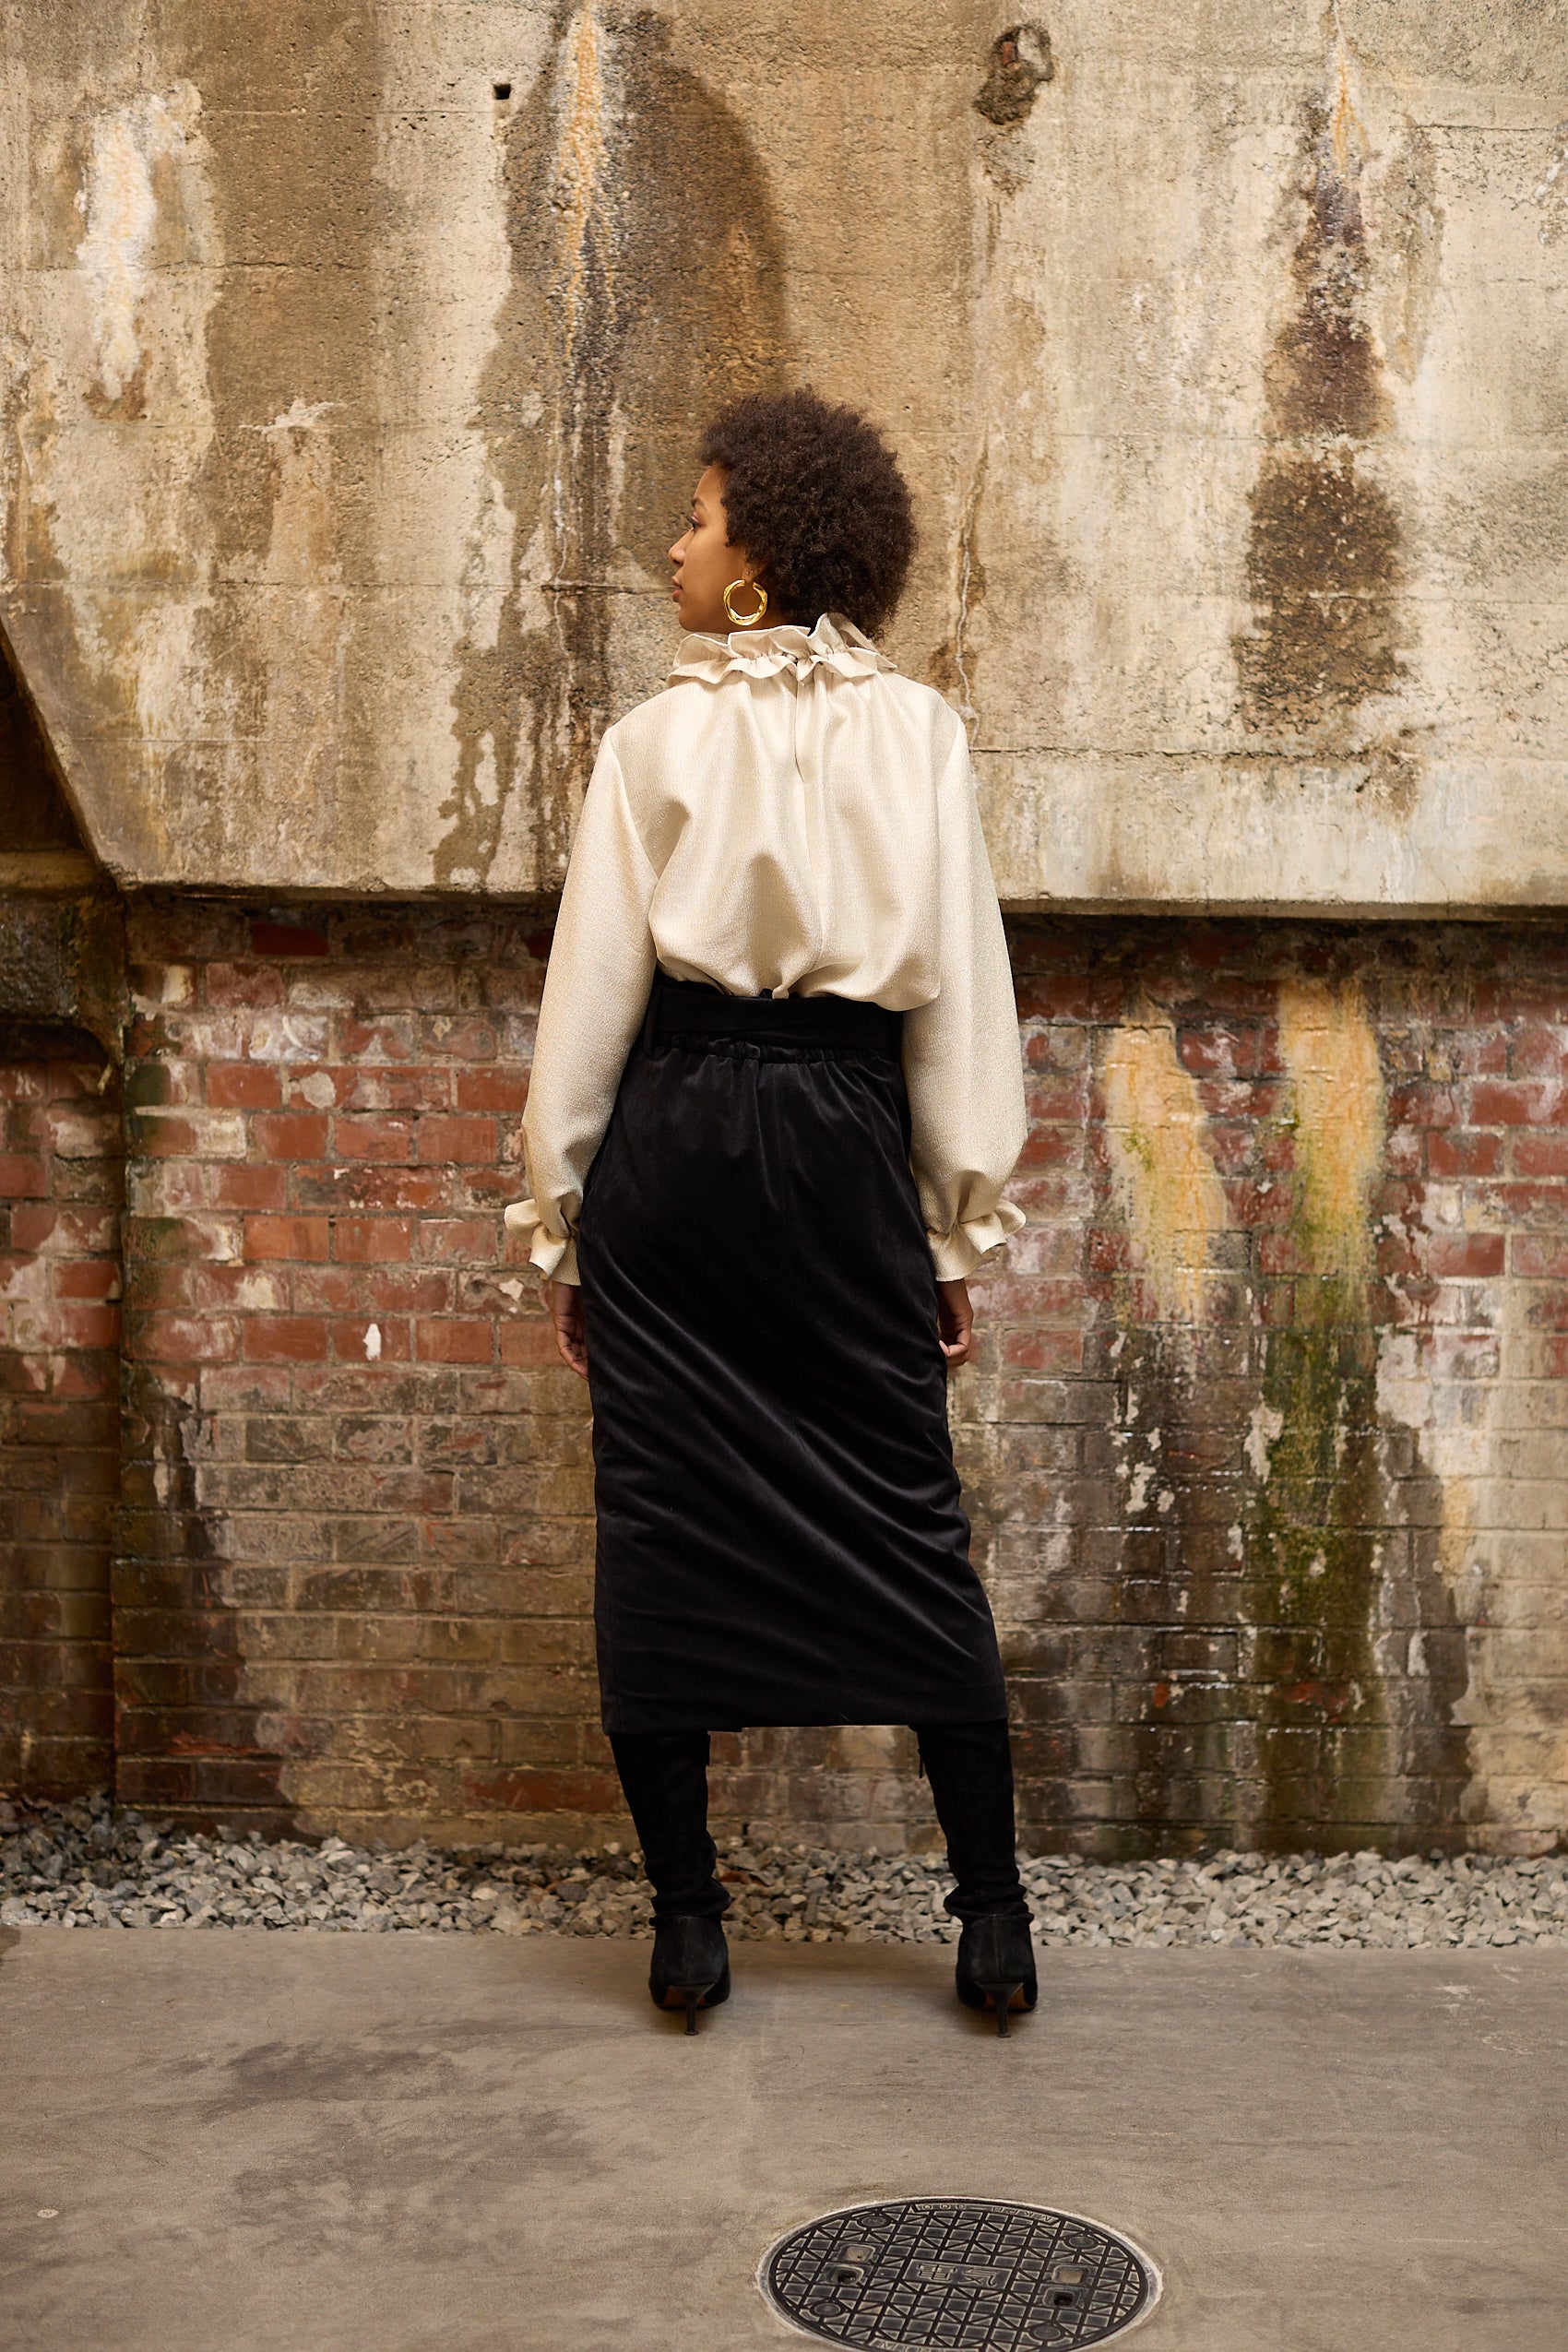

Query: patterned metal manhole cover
[760,2198,1159,2349]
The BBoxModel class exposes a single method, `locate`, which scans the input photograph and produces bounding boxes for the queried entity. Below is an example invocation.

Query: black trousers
[609,1721,1029,1927]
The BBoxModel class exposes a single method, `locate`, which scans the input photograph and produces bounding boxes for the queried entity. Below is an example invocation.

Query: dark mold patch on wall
[438,4,789,890]
[974,24,1054,127]
[113,1366,296,1831]
[1234,58,1407,758]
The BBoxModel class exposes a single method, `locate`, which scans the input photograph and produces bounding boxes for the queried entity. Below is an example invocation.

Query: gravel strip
[3,1793,1565,1948]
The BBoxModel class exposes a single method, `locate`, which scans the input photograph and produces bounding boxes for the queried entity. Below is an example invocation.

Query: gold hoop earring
[722,577,768,628]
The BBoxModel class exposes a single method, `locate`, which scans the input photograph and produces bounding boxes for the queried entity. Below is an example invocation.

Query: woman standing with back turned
[507,389,1033,2034]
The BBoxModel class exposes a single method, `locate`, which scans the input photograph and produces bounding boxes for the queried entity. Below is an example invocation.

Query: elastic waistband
[649,973,901,1054]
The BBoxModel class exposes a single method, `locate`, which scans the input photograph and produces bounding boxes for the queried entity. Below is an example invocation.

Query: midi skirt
[576,974,1008,1735]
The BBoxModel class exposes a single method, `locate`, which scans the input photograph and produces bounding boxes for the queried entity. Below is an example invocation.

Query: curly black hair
[699,387,915,638]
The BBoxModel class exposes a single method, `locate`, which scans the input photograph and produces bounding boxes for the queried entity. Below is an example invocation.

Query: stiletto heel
[648,1915,731,2031]
[980,1978,1024,2035]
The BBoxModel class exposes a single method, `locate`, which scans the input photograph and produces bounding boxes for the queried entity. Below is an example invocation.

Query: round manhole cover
[760,2198,1159,2349]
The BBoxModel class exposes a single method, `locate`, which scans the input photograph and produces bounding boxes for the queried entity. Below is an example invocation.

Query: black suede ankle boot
[648,1915,731,2033]
[913,1718,1037,2031]
[610,1729,732,2030]
[954,1913,1038,2034]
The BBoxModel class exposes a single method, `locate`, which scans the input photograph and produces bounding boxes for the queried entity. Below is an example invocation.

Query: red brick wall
[978,921,1568,1859]
[117,901,598,1837]
[105,900,1568,1855]
[0,1048,120,1795]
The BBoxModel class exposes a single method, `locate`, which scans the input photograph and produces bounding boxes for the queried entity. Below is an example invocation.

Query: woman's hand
[550,1280,588,1378]
[937,1277,975,1372]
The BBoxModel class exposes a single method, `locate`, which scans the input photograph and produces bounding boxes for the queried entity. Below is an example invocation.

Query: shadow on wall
[438,4,790,891]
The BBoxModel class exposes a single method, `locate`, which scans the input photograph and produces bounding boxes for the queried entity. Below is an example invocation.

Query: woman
[507,388,1032,2034]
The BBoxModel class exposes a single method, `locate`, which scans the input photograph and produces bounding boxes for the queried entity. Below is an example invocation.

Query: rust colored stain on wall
[437,4,789,891]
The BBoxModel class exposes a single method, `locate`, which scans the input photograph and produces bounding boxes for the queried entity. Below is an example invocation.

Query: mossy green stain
[1247,1269,1387,1847]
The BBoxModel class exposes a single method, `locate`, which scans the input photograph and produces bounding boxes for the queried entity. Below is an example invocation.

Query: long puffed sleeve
[506,736,658,1283]
[901,723,1028,1281]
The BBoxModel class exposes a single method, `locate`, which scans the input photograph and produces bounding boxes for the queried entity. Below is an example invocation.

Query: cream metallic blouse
[506,614,1028,1285]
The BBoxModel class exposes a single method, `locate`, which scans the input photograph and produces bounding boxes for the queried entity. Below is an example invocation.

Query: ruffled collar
[669,612,897,685]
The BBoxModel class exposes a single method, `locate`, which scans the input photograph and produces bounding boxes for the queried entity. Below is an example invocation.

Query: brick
[251,1111,329,1160]
[1470,1080,1564,1127]
[251,919,331,957]
[293,1167,448,1211]
[245,1215,331,1262]
[244,1316,330,1362]
[0,1155,47,1196]
[134,1312,241,1364]
[333,1115,415,1162]
[1512,1026,1568,1077]
[1512,1237,1568,1279]
[334,1217,415,1262]
[1427,1129,1503,1177]
[419,1114,498,1164]
[415,1319,494,1364]
[500,1319,561,1368]
[455,1069,529,1113]
[208,1063,282,1110]
[203,962,285,1010]
[1513,1134,1568,1178]
[1426,1231,1505,1278]
[209,1164,290,1210]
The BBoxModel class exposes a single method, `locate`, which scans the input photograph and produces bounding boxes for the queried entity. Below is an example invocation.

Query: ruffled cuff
[927,1200,1027,1283]
[502,1198,580,1284]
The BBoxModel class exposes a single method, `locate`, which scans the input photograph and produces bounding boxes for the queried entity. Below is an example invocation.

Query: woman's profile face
[669,464,758,635]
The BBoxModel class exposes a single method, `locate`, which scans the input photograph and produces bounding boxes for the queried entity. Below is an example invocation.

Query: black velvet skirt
[576,974,1008,1735]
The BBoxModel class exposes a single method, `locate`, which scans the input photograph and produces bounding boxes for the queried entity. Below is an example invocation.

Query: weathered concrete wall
[2,3,1565,909]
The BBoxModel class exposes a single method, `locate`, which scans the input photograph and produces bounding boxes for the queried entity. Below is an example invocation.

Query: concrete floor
[2,1930,1566,2352]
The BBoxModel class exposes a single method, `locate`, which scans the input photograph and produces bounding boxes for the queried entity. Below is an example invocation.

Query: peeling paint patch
[1378,122,1444,386]
[1244,1399,1284,1482]
[76,88,205,413]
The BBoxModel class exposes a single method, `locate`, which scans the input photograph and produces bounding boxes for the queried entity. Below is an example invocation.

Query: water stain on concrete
[184,5,382,877]
[1378,119,1444,387]
[437,4,788,890]
[1234,30,1408,776]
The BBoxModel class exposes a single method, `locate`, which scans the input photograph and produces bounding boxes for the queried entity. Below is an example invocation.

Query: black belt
[650,973,901,1054]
